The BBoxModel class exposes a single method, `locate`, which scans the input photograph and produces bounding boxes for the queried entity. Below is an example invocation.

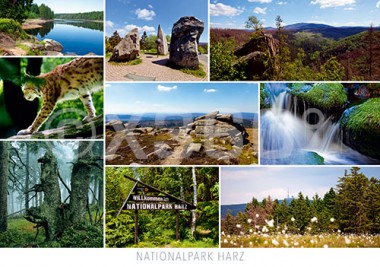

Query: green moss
[341,98,380,159]
[291,83,347,110]
[0,19,28,39]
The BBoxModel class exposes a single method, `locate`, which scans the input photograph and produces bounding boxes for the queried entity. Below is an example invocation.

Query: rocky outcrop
[169,16,204,69]
[185,111,249,148]
[109,28,140,62]
[156,24,168,55]
[234,32,279,79]
[42,39,63,52]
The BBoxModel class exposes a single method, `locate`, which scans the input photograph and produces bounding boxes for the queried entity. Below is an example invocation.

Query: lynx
[18,57,103,135]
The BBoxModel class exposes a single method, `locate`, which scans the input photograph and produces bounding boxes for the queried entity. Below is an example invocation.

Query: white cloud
[277,1,287,5]
[310,0,355,9]
[204,89,218,93]
[135,100,141,104]
[118,24,156,36]
[253,7,267,14]
[248,0,272,3]
[105,84,112,88]
[210,3,244,17]
[344,7,355,10]
[148,4,154,9]
[157,85,178,92]
[135,8,156,21]
[377,1,380,8]
[106,20,114,28]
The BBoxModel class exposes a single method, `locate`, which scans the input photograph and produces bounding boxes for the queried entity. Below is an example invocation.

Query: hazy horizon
[105,83,259,115]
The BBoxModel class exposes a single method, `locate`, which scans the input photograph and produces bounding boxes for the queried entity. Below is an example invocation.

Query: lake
[26,20,104,56]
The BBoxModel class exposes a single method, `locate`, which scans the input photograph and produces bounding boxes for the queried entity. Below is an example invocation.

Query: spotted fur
[18,57,103,135]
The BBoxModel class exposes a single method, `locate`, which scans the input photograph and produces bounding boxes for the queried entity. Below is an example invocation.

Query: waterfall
[261,84,379,165]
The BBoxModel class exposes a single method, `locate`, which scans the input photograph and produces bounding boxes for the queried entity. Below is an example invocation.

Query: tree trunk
[25,144,30,210]
[37,148,62,240]
[0,142,9,232]
[191,167,197,237]
[97,176,103,209]
[69,141,92,225]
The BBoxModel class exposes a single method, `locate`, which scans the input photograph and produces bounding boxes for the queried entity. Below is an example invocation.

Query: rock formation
[109,28,140,62]
[42,39,63,52]
[156,24,168,55]
[234,32,279,79]
[181,111,249,148]
[169,16,204,69]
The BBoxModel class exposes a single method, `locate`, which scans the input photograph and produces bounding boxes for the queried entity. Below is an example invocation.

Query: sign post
[117,175,196,244]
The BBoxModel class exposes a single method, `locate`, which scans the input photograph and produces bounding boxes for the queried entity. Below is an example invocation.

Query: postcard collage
[0,0,380,255]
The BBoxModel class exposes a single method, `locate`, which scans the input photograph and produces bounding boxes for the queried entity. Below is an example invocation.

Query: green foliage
[106,167,219,248]
[0,0,33,23]
[222,167,380,237]
[38,4,54,20]
[0,18,28,39]
[105,31,121,53]
[59,223,103,248]
[210,37,246,81]
[55,11,103,21]
[291,83,347,110]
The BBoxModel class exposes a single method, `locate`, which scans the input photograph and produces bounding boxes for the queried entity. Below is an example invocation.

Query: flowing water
[260,84,379,165]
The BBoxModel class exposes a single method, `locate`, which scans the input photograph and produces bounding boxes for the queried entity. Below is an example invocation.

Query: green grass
[107,58,142,66]
[0,217,45,247]
[222,233,380,248]
[166,61,207,78]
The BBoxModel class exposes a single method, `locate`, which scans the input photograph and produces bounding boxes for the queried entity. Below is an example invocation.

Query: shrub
[0,18,28,39]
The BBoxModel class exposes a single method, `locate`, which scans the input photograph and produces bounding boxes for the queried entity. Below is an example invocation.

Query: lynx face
[22,82,42,101]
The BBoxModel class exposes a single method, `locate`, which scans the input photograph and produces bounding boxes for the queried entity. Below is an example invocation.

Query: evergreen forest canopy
[211,15,380,81]
[106,167,219,248]
[54,11,103,21]
[0,1,102,22]
[0,141,104,248]
[222,167,380,238]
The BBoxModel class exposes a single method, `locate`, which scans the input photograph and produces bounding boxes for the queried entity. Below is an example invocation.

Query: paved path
[106,54,208,81]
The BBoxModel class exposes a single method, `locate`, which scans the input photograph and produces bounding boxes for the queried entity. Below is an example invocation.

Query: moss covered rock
[290,83,347,110]
[341,98,380,160]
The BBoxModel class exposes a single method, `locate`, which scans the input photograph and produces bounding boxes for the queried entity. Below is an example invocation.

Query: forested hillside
[55,11,103,21]
[211,16,380,81]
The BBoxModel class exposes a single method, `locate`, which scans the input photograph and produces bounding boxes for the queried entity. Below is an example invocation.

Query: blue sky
[105,83,258,114]
[106,0,209,42]
[221,166,380,204]
[211,0,380,29]
[34,0,103,13]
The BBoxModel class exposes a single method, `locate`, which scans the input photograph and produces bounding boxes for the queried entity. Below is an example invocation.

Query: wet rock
[169,16,204,69]
[109,28,140,62]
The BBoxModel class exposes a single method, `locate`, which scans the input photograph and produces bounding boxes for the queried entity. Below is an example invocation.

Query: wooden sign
[117,175,196,244]
[118,175,196,213]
